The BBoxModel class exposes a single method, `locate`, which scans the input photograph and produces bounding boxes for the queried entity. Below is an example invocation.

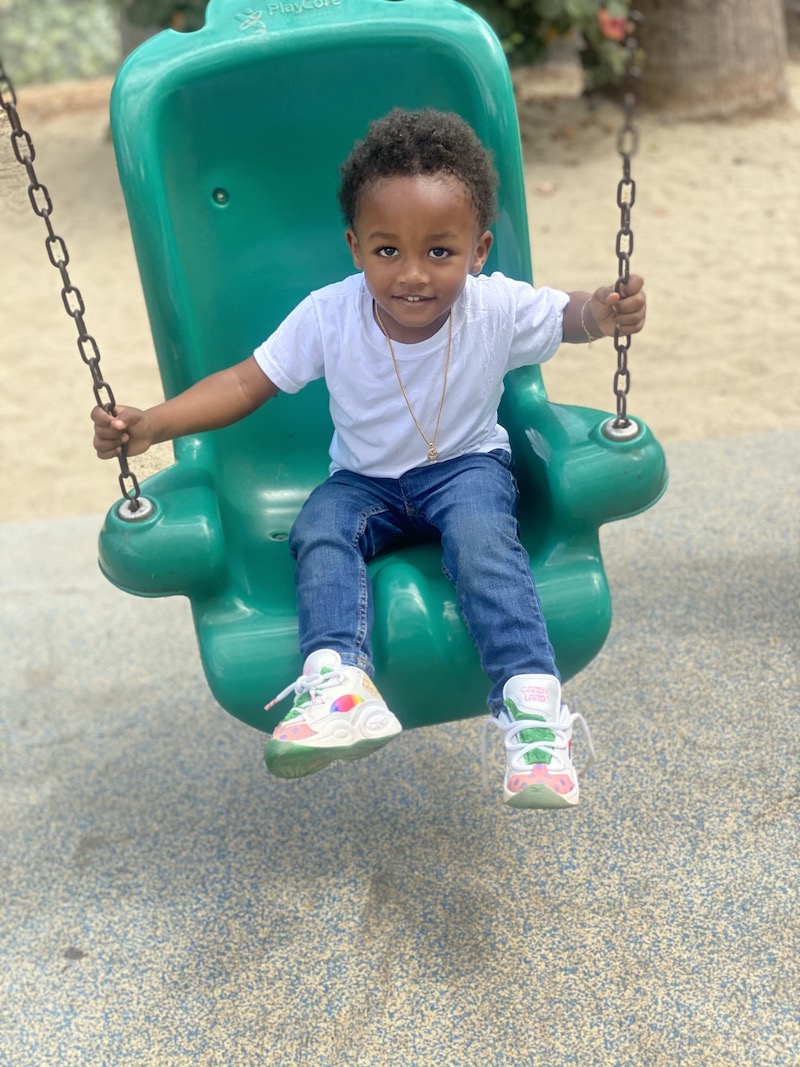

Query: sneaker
[485,673,595,810]
[263,649,402,780]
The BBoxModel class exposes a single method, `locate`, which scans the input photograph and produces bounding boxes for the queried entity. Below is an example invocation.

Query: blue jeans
[289,449,558,714]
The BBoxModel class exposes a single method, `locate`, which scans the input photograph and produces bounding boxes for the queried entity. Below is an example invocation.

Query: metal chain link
[610,12,642,431]
[0,58,142,509]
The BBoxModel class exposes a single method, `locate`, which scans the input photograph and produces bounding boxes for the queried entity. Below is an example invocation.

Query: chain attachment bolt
[117,496,156,522]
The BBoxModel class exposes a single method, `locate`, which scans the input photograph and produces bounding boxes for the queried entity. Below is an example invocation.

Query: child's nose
[399,256,430,285]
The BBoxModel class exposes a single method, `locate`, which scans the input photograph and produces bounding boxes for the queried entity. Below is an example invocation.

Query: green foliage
[0,0,119,85]
[110,0,208,31]
[0,0,631,91]
[461,0,633,90]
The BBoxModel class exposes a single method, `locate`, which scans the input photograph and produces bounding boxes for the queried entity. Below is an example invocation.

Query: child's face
[346,173,493,344]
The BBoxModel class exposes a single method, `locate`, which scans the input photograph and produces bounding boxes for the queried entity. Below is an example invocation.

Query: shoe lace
[264,667,346,713]
[480,706,596,792]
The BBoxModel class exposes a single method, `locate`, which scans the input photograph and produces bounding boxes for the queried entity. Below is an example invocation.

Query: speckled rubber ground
[2,431,798,1066]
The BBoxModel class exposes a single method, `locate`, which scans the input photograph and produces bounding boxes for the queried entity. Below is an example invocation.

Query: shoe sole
[264,733,397,780]
[505,783,579,810]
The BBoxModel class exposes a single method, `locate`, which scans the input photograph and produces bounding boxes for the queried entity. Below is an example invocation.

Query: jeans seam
[351,504,387,668]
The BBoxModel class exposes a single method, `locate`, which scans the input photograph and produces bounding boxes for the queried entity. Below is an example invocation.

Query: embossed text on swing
[266,0,342,17]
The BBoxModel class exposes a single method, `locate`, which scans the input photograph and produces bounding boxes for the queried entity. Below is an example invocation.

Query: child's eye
[429,247,451,259]
[377,246,399,258]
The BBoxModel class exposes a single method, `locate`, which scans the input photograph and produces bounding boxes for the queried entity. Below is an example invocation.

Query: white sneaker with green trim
[487,673,595,809]
[264,649,402,780]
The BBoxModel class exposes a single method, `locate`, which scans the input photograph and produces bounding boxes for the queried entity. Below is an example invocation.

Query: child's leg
[265,471,412,779]
[288,469,412,673]
[411,450,558,712]
[412,452,593,809]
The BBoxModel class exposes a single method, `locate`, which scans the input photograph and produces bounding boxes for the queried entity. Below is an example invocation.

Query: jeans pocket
[489,447,514,471]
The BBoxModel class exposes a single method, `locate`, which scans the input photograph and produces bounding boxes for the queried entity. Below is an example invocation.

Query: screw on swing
[117,461,155,522]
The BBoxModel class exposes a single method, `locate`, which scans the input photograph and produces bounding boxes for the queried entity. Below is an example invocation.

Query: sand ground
[1,65,799,523]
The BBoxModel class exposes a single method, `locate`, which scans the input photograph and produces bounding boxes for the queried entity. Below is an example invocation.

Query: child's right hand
[91,405,154,459]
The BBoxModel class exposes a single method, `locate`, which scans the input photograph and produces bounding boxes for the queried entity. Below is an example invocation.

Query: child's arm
[561,273,646,344]
[92,355,278,459]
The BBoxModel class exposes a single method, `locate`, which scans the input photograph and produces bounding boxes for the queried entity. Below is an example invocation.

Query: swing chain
[0,60,143,510]
[610,12,642,432]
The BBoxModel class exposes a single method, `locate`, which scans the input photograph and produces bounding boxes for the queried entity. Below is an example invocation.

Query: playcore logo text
[268,0,343,14]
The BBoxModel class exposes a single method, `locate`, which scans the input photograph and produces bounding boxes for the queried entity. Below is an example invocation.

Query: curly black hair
[338,108,498,232]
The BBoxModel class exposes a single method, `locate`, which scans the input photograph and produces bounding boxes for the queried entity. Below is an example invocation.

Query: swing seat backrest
[99,0,667,731]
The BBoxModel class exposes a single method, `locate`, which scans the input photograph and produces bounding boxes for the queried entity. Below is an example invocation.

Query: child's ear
[345,228,363,269]
[471,229,493,274]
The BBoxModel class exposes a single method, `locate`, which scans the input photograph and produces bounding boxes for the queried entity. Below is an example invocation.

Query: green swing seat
[99,0,667,732]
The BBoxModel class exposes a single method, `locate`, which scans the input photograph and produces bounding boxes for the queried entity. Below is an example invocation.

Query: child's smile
[346,173,492,344]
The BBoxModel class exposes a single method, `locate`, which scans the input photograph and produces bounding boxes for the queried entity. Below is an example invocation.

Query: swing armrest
[98,459,227,599]
[506,388,668,531]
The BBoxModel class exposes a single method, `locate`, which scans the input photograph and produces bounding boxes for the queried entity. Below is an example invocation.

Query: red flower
[598,8,628,42]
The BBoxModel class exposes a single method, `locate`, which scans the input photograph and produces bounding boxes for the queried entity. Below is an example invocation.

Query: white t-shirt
[253,272,568,479]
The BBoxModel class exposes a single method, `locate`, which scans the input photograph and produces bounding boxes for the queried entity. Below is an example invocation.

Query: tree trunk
[636,0,789,118]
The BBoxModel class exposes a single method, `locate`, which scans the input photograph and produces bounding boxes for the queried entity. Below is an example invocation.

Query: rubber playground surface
[3,431,798,1065]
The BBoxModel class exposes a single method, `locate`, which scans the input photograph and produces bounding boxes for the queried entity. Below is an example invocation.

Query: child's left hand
[590,274,646,336]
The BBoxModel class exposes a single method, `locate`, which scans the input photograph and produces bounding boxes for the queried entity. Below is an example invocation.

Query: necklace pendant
[427,445,439,463]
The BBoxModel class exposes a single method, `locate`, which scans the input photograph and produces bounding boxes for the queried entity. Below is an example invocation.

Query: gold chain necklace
[374,302,453,463]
